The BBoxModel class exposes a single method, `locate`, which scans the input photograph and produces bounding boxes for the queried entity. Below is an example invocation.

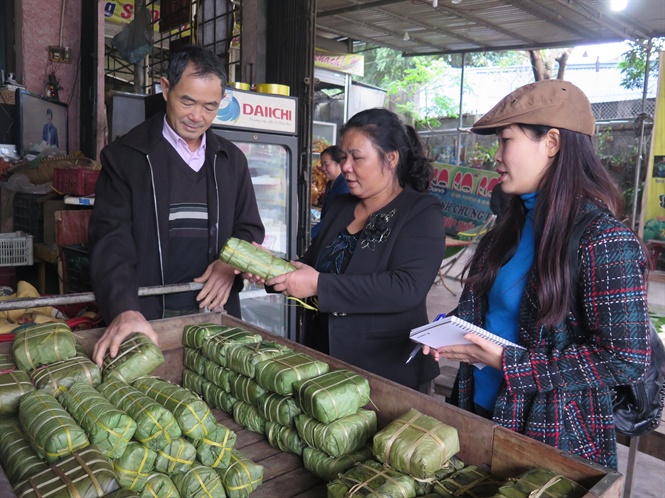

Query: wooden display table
[0,313,624,497]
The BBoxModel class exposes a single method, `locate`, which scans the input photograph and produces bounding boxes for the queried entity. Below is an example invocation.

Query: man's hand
[194,260,236,310]
[92,310,158,367]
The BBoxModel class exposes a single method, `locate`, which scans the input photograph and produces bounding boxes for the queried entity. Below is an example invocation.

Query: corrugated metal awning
[316,0,665,56]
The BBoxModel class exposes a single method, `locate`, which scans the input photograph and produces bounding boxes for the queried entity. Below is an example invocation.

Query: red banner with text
[428,163,500,236]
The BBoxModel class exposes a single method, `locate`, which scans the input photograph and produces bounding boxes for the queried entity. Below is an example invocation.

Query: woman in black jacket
[311,145,350,239]
[267,108,445,391]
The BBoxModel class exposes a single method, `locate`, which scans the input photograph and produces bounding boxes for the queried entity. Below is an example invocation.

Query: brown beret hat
[471,79,596,136]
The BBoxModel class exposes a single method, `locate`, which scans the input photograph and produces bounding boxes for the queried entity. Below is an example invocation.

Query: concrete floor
[427,254,665,498]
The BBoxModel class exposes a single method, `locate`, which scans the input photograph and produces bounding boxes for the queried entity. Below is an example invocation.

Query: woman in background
[311,145,350,239]
[424,80,651,469]
[267,108,445,391]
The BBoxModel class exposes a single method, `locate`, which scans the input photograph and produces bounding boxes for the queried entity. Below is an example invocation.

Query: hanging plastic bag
[111,0,153,64]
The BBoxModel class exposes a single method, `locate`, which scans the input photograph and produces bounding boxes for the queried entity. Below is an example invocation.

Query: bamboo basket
[11,152,101,185]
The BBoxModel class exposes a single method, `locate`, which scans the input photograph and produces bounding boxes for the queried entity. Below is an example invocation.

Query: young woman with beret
[424,80,652,469]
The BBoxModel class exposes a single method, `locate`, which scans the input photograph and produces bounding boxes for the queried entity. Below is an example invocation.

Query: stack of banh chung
[0,322,258,498]
[0,318,591,498]
[97,326,264,498]
[325,406,466,497]
[181,321,385,490]
[325,406,589,498]
[0,323,119,496]
[12,324,96,471]
[94,331,182,496]
[179,322,280,497]
[337,407,464,498]
[255,348,331,457]
[293,369,377,483]
[14,323,101,396]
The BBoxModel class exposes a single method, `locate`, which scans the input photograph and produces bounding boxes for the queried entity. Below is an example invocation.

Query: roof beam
[552,0,651,40]
[318,25,409,53]
[318,0,404,18]
[315,0,659,58]
[609,11,658,40]
[431,2,536,45]
[373,4,482,48]
[508,0,592,41]
[333,13,446,52]
[402,39,609,57]
[323,1,536,47]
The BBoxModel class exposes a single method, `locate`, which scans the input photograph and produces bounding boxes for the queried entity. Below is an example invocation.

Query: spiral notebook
[409,316,525,351]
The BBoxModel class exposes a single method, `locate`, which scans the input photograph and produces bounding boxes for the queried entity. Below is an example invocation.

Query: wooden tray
[0,313,624,497]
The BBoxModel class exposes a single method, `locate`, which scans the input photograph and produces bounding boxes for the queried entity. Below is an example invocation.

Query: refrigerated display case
[211,87,298,340]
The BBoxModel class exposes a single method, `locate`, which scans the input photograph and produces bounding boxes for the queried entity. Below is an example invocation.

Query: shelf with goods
[311,121,337,216]
[310,152,325,213]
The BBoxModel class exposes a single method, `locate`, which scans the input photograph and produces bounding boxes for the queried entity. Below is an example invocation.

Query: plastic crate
[13,192,44,242]
[0,232,34,266]
[62,244,91,293]
[53,168,100,196]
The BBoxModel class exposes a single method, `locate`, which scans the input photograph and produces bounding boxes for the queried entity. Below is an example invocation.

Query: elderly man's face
[161,63,223,151]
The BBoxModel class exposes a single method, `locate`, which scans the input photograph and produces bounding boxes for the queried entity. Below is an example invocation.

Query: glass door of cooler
[214,129,297,340]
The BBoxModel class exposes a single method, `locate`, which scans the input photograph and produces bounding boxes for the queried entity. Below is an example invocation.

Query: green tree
[359,46,527,88]
[358,47,527,127]
[384,57,458,128]
[449,51,527,68]
[359,46,415,88]
[618,38,664,91]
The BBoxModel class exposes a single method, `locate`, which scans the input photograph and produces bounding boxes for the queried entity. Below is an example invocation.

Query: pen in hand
[405,313,447,364]
[405,343,421,364]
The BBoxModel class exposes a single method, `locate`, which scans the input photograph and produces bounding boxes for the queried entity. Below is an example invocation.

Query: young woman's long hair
[465,125,627,326]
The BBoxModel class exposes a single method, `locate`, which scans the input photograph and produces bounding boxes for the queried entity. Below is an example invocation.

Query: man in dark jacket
[42,108,59,148]
[89,45,264,366]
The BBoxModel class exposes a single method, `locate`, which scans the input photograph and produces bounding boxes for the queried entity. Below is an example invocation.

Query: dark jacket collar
[116,112,229,158]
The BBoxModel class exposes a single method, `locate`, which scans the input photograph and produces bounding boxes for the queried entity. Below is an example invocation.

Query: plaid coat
[454,205,651,470]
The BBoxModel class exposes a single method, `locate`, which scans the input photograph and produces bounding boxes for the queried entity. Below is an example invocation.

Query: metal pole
[455,53,466,166]
[632,118,647,231]
[622,436,640,498]
[344,73,351,124]
[0,282,203,312]
[631,38,653,231]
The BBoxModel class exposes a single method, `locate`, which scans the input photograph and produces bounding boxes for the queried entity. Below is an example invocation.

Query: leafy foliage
[452,51,527,68]
[359,46,526,89]
[358,46,526,127]
[359,47,418,89]
[649,310,665,335]
[469,142,498,165]
[618,38,664,91]
[385,58,458,127]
